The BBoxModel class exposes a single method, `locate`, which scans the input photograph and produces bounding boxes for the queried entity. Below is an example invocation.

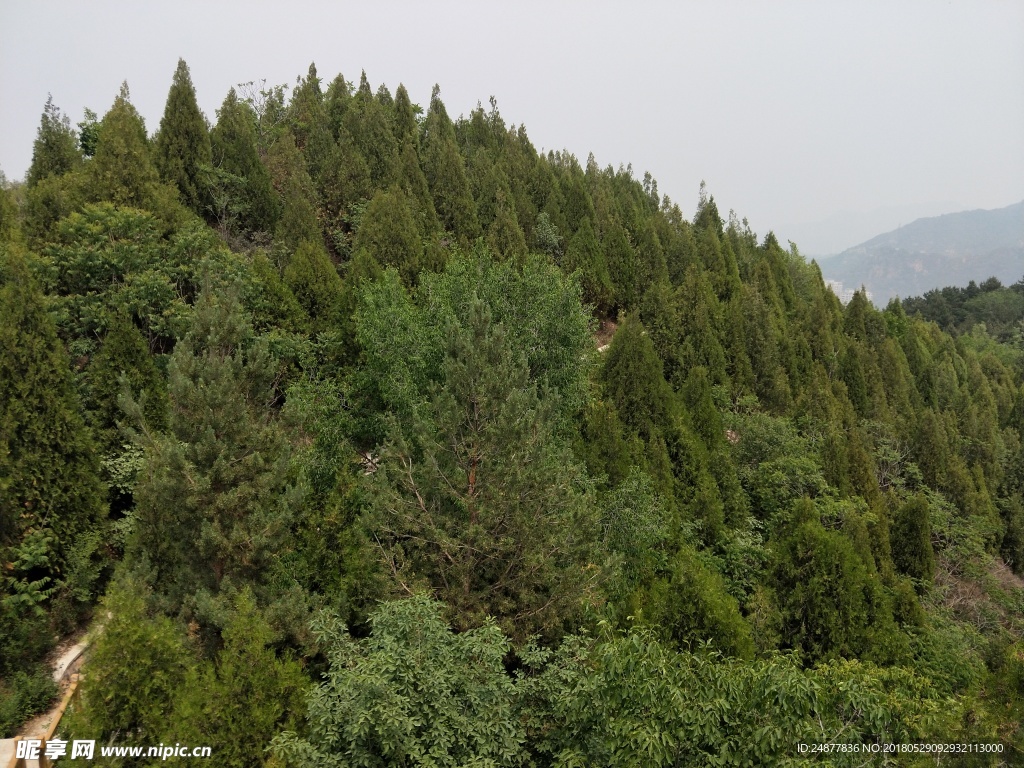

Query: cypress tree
[88,83,159,208]
[604,220,639,310]
[486,189,527,263]
[353,186,422,284]
[393,83,419,147]
[317,126,372,240]
[210,88,279,234]
[167,590,307,768]
[0,251,105,596]
[420,85,479,240]
[289,64,336,182]
[891,494,935,585]
[84,311,167,455]
[27,95,81,187]
[284,240,343,331]
[564,218,614,315]
[647,548,755,659]
[343,70,398,188]
[154,59,212,214]
[267,133,320,249]
[601,315,675,444]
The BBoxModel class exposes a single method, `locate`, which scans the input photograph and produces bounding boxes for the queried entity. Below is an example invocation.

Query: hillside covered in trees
[2,60,1024,765]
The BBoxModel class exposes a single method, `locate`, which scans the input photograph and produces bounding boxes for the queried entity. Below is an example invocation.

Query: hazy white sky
[2,0,1022,254]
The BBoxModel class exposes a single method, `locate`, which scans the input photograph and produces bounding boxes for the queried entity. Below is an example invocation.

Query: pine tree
[27,95,81,187]
[368,301,600,641]
[127,288,302,622]
[154,59,212,214]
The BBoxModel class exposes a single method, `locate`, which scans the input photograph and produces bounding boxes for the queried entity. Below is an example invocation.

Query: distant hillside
[817,201,1024,304]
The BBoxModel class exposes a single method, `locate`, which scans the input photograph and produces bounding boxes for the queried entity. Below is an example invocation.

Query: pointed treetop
[358,70,372,98]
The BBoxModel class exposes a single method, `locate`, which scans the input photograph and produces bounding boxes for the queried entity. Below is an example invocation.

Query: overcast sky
[2,0,1022,255]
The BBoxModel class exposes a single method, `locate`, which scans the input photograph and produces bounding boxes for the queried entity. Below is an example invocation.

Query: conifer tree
[647,548,755,659]
[770,499,894,662]
[604,220,639,310]
[84,310,167,455]
[27,95,81,187]
[486,189,527,263]
[289,63,336,182]
[343,70,398,188]
[317,127,372,241]
[368,301,600,641]
[168,590,307,768]
[420,86,479,240]
[563,218,614,314]
[353,187,422,283]
[154,59,212,213]
[210,88,279,233]
[87,83,160,208]
[127,288,303,622]
[891,495,935,584]
[601,315,676,445]
[267,133,320,249]
[0,251,105,601]
[284,240,343,331]
[392,83,419,147]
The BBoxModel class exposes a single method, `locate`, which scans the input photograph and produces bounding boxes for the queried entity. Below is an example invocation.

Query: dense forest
[2,60,1023,766]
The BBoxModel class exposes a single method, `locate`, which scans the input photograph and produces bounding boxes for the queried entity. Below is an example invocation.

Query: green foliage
[167,589,308,768]
[646,548,756,659]
[353,186,422,283]
[770,500,902,663]
[273,596,526,768]
[87,84,162,209]
[421,86,479,241]
[126,287,304,628]
[564,217,614,314]
[210,87,280,234]
[356,249,592,437]
[267,133,320,249]
[154,59,212,213]
[891,494,935,584]
[0,250,105,607]
[27,95,81,187]
[63,575,193,747]
[39,203,223,350]
[283,240,342,331]
[523,630,963,767]
[0,666,57,738]
[84,310,167,454]
[367,300,601,640]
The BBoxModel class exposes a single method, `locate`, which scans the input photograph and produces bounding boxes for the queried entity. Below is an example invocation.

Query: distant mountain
[817,201,1024,304]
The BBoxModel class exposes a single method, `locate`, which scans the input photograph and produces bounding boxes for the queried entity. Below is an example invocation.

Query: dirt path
[0,625,95,766]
